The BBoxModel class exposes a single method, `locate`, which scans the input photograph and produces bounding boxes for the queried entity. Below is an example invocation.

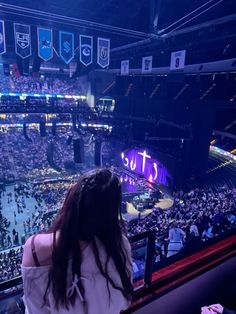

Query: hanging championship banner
[170,50,186,70]
[97,37,110,68]
[0,20,6,55]
[37,28,53,61]
[14,23,31,59]
[59,31,74,64]
[80,35,93,66]
[121,60,129,75]
[142,56,153,73]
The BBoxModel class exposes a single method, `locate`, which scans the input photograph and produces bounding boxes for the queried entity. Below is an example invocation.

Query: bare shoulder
[24,233,54,249]
[22,233,54,267]
[35,233,54,248]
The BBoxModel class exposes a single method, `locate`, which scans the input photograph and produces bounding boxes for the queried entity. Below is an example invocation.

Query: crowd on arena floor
[28,181,70,233]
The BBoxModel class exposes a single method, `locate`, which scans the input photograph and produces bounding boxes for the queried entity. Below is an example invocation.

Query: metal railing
[0,231,156,295]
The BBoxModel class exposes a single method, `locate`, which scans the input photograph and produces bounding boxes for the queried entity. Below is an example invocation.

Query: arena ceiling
[0,0,236,67]
[1,0,236,33]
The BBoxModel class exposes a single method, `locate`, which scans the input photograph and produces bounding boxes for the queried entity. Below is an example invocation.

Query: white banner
[80,35,93,66]
[142,56,153,73]
[97,37,110,68]
[170,50,186,70]
[121,60,129,75]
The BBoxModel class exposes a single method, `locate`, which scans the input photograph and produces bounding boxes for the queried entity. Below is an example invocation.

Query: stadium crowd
[0,75,82,95]
[0,127,76,181]
[0,247,23,282]
[128,185,236,258]
[0,120,235,284]
[28,181,70,233]
[0,126,97,182]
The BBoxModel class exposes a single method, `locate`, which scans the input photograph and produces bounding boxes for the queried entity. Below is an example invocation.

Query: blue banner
[59,31,74,64]
[37,28,53,61]
[14,23,31,59]
[80,35,93,66]
[0,20,6,55]
[97,37,110,68]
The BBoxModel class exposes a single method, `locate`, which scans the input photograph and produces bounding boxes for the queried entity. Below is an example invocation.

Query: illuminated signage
[0,92,87,100]
[0,122,112,130]
[0,93,115,102]
[121,148,172,187]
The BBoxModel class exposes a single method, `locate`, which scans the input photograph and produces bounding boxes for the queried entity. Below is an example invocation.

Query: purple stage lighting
[121,148,172,187]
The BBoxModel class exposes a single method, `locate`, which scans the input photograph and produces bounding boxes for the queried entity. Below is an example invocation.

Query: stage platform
[113,167,173,222]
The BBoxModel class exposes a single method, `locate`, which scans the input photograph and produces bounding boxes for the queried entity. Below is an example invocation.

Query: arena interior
[0,0,236,313]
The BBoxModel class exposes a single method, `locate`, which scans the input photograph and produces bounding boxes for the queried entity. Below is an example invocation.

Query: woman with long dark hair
[22,169,133,313]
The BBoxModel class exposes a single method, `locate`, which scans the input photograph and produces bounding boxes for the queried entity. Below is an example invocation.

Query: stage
[113,167,173,222]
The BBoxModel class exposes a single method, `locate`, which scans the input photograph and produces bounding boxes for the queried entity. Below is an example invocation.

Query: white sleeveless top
[22,236,132,314]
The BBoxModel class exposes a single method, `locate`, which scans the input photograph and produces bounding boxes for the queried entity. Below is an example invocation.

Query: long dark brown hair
[44,168,133,309]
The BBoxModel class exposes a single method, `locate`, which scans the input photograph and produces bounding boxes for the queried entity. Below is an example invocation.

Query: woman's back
[22,233,132,314]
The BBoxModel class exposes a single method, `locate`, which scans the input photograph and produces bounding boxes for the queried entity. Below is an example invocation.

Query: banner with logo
[170,50,186,70]
[142,56,153,73]
[0,20,6,55]
[37,28,53,61]
[121,60,129,75]
[59,31,74,64]
[14,23,31,59]
[80,35,93,66]
[97,37,110,68]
